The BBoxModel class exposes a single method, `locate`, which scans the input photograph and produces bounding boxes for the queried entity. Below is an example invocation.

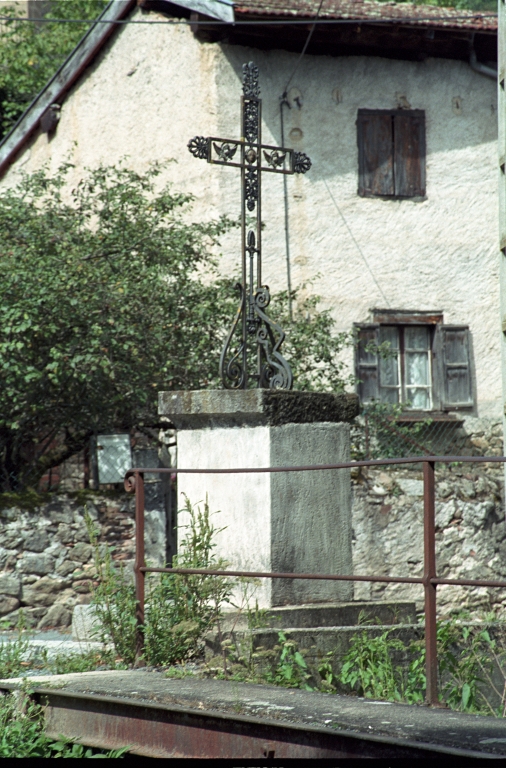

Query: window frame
[357,109,426,200]
[378,324,434,411]
[354,314,474,414]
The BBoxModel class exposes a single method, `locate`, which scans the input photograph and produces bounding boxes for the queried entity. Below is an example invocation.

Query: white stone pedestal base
[159,390,358,609]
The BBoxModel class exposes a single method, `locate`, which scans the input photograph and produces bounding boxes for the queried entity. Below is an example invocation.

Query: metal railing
[124,455,506,707]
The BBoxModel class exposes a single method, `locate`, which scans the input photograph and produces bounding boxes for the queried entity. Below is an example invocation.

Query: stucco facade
[1,7,499,423]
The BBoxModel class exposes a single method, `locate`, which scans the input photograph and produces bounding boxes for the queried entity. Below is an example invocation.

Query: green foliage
[0,161,234,489]
[144,495,233,666]
[352,400,434,460]
[339,628,407,701]
[337,619,506,715]
[86,511,138,665]
[0,1,108,139]
[268,631,313,690]
[0,689,129,757]
[0,162,351,490]
[272,288,353,393]
[42,648,122,676]
[88,496,234,667]
[0,613,32,679]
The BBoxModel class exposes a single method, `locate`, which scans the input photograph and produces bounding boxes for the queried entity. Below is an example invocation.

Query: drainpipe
[470,50,497,80]
[469,33,497,80]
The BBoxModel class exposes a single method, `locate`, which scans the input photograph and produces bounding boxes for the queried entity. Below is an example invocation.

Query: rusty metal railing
[124,456,506,707]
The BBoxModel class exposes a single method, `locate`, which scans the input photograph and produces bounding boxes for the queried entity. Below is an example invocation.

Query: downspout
[470,33,497,80]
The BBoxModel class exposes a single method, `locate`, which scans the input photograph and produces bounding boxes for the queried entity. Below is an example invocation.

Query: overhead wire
[279,0,326,320]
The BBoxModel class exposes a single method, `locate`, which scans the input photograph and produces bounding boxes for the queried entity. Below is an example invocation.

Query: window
[355,315,474,412]
[357,110,426,198]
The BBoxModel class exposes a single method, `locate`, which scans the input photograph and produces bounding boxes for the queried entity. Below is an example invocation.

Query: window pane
[405,326,429,350]
[379,326,400,350]
[380,356,399,387]
[380,387,399,404]
[406,388,430,410]
[406,351,429,386]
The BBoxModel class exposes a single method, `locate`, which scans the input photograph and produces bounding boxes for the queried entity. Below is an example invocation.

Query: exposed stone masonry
[352,419,506,615]
[0,494,136,629]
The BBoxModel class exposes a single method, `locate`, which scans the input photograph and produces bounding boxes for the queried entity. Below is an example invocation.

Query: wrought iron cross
[188,62,311,390]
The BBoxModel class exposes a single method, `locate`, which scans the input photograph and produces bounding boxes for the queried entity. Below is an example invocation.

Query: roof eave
[0,0,138,179]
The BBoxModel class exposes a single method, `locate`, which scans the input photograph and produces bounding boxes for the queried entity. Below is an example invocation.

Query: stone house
[0,0,503,621]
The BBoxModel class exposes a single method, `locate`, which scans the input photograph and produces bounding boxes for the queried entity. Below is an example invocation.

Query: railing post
[134,470,146,665]
[423,459,438,706]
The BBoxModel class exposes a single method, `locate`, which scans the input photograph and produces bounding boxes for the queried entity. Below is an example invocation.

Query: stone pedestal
[158,390,359,609]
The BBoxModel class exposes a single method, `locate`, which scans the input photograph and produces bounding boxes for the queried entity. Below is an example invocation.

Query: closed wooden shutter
[357,112,394,197]
[355,324,380,402]
[394,112,426,197]
[440,326,473,409]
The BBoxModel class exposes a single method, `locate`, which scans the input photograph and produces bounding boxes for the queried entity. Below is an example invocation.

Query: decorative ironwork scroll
[188,62,312,390]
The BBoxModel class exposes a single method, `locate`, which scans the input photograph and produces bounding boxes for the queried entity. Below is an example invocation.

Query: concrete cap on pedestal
[158,389,359,429]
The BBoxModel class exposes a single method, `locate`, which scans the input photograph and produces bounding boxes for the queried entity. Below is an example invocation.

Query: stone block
[72,604,102,641]
[0,547,19,570]
[22,529,50,553]
[0,596,19,615]
[159,389,359,429]
[0,572,21,597]
[2,607,45,628]
[397,479,424,497]
[22,577,65,606]
[46,500,74,524]
[71,542,93,563]
[162,390,354,609]
[17,553,54,575]
[38,603,71,629]
[56,560,80,577]
[56,524,75,544]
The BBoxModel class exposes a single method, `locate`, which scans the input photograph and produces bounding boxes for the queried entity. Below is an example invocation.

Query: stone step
[220,600,417,631]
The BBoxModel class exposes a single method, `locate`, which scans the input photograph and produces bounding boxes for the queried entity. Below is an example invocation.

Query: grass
[0,691,129,758]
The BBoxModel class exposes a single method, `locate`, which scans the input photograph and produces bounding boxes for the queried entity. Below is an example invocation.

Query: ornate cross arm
[187,62,312,391]
[188,136,312,175]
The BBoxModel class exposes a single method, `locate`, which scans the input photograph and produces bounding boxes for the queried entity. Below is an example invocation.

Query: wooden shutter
[393,112,426,197]
[357,112,394,197]
[355,324,380,403]
[440,326,473,409]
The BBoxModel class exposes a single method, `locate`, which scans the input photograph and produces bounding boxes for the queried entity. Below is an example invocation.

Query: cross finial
[188,63,312,390]
[242,62,260,98]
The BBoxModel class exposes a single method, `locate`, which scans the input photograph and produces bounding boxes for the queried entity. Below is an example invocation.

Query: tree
[0,1,108,139]
[0,162,351,490]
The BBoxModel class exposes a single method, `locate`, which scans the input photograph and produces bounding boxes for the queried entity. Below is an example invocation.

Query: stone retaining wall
[0,490,166,629]
[352,420,506,615]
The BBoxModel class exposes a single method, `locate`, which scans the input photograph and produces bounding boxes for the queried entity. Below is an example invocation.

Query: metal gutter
[0,0,137,180]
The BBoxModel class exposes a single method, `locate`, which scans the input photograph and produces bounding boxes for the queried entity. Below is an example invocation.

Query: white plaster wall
[3,8,499,417]
[177,425,273,608]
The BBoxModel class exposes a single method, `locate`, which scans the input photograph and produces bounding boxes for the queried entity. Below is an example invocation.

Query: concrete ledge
[159,389,359,429]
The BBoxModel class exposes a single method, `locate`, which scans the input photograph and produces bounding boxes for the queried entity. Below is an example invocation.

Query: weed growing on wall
[0,615,32,679]
[145,496,233,666]
[336,619,506,715]
[87,497,234,667]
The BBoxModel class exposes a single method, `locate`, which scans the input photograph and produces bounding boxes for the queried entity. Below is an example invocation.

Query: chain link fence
[351,403,501,461]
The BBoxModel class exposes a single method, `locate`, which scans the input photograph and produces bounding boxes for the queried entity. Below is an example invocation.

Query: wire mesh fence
[351,403,501,460]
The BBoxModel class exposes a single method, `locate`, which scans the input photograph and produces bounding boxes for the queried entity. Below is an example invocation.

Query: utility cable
[324,180,390,307]
[279,0,325,321]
